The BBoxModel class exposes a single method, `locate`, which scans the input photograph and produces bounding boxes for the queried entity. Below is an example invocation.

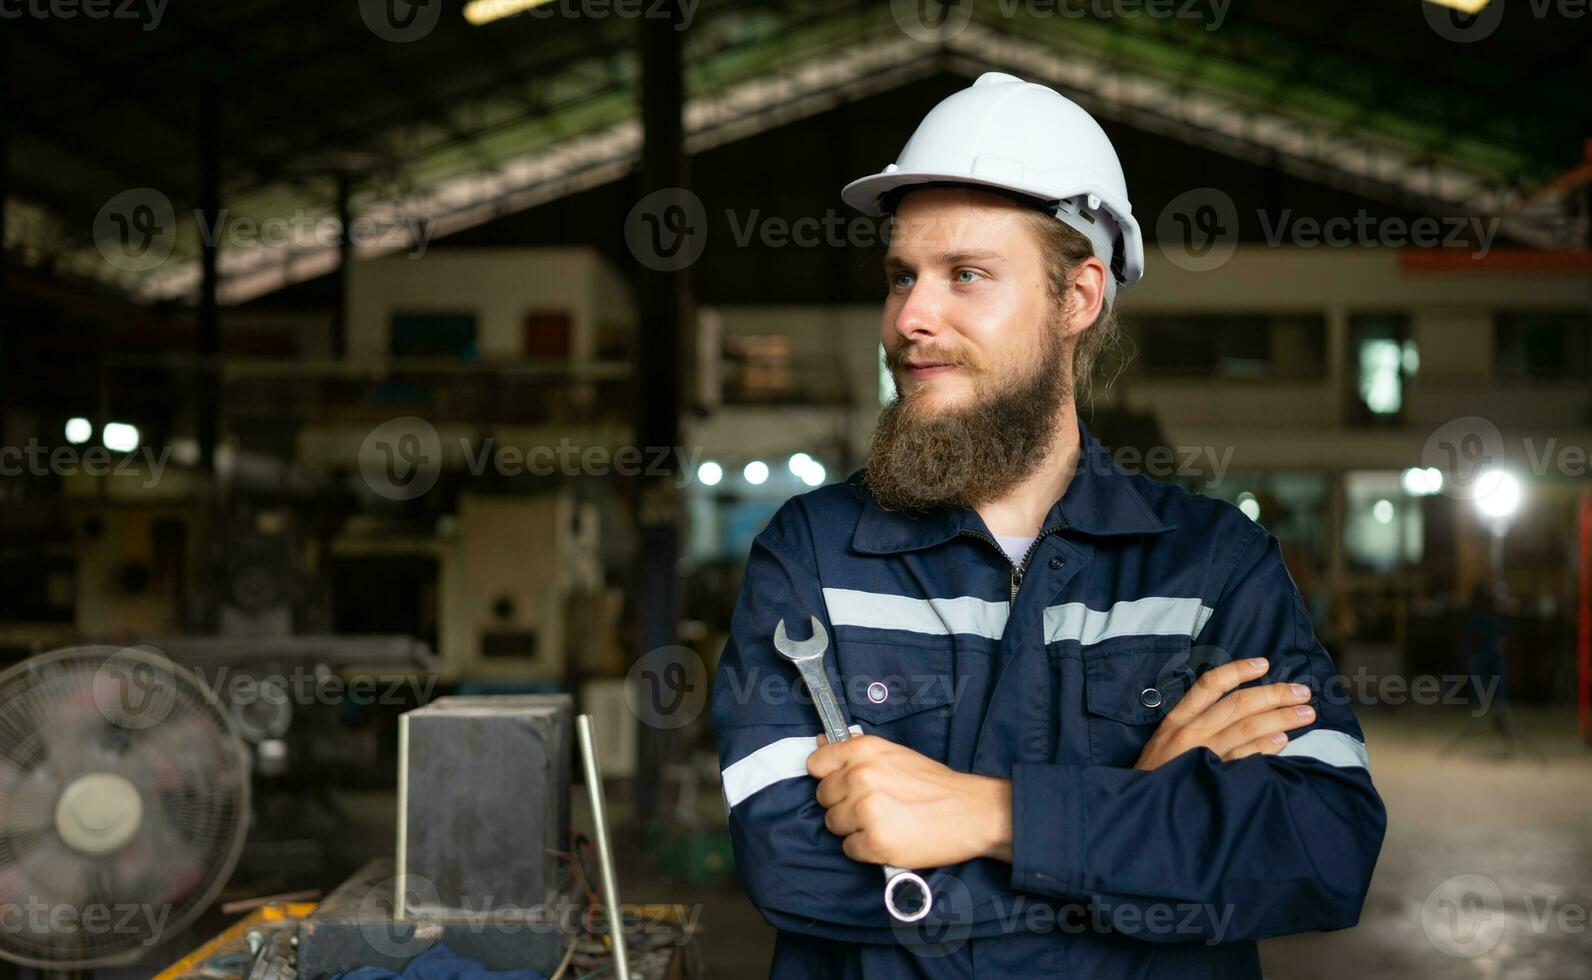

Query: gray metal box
[397,694,573,919]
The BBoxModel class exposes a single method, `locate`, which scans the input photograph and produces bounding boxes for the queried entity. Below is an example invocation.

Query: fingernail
[1291,684,1311,699]
[1270,732,1288,744]
[1248,658,1267,670]
[1295,705,1315,717]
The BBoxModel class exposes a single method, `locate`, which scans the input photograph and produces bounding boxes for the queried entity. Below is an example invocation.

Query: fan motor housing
[55,772,144,855]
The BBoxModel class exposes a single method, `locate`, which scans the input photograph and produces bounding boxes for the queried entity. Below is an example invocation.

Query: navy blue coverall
[712,418,1386,978]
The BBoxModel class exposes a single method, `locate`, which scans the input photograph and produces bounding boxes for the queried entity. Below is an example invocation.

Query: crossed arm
[809,656,1320,871]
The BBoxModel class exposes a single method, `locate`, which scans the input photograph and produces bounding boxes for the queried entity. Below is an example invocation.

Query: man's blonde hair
[1015,207,1123,403]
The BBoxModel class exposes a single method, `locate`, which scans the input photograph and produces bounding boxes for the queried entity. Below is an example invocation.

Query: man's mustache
[886,347,974,371]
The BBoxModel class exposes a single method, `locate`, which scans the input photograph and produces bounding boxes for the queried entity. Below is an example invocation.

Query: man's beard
[865,324,1070,513]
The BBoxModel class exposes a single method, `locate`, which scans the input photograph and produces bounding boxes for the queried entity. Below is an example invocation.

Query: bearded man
[712,73,1385,980]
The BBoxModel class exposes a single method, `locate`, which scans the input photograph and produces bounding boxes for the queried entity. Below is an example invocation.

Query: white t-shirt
[992,532,1037,568]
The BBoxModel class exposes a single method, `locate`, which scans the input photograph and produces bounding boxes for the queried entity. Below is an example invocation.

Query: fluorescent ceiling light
[1422,0,1492,13]
[1474,470,1521,520]
[103,422,140,452]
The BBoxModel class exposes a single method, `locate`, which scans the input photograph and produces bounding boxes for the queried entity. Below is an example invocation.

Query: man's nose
[890,281,945,343]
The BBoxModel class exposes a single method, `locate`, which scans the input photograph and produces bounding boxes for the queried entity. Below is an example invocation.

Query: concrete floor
[320,704,1591,979]
[1259,706,1592,980]
[668,706,1592,979]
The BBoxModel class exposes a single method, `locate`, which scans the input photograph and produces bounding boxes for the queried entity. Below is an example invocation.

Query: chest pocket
[1081,635,1197,767]
[834,638,957,764]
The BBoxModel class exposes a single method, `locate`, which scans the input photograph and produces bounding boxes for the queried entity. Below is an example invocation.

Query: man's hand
[808,734,1013,869]
[1134,657,1316,771]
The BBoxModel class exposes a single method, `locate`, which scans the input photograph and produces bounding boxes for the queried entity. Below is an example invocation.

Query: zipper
[959,522,1068,604]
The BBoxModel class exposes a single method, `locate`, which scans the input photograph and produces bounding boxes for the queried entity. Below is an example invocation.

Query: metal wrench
[773,615,933,924]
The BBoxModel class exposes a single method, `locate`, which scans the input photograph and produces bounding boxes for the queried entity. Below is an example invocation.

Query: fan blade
[14,835,92,909]
[115,803,203,911]
[0,865,30,909]
[33,713,107,778]
[0,763,61,836]
[128,714,226,780]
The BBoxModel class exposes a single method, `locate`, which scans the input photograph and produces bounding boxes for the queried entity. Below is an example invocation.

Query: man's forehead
[884,208,1030,262]
[883,185,1035,254]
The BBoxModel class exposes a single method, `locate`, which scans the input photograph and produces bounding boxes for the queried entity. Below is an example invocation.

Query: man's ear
[1065,257,1108,338]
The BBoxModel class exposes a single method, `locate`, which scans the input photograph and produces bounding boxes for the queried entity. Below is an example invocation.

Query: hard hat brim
[840,170,1144,286]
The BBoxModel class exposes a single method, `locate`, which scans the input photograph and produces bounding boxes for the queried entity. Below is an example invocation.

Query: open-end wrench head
[772,615,828,663]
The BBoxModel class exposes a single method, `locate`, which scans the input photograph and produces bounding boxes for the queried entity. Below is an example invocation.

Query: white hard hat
[842,71,1143,304]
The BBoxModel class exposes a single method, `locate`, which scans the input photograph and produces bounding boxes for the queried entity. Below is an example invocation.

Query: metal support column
[333,171,353,360]
[0,18,10,442]
[197,87,221,472]
[633,0,690,828]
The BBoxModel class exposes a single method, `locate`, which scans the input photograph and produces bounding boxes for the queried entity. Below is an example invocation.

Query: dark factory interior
[0,1,1589,978]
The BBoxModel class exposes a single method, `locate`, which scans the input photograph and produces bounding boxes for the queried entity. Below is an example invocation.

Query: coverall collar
[850,415,1174,555]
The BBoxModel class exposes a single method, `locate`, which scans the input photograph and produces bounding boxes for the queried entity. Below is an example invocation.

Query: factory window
[391,311,479,359]
[1127,314,1326,379]
[1344,470,1422,574]
[1494,310,1591,379]
[1348,313,1415,425]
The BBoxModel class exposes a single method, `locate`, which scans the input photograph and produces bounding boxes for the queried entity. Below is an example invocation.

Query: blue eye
[891,273,915,288]
[955,269,980,283]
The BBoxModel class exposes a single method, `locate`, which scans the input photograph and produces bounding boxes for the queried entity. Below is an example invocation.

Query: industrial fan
[0,646,251,970]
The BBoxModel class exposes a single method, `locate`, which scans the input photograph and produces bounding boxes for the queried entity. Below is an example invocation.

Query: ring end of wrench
[884,870,933,923]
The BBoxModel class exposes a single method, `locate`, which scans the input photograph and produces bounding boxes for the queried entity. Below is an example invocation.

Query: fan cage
[0,646,252,970]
